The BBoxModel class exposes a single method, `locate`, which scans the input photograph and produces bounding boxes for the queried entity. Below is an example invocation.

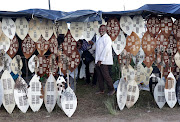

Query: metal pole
[48,0,51,10]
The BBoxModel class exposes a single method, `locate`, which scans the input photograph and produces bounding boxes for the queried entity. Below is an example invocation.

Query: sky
[0,0,179,12]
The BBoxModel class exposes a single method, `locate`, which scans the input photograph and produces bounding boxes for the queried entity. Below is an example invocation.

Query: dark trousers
[85,62,97,85]
[96,64,114,92]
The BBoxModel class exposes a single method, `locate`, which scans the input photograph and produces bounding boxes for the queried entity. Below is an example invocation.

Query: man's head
[77,39,83,49]
[99,25,107,37]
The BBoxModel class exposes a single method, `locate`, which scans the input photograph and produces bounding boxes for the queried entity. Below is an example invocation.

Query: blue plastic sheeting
[0,11,28,18]
[102,4,180,18]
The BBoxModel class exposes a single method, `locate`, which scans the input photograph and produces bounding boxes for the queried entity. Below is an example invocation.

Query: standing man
[95,25,115,95]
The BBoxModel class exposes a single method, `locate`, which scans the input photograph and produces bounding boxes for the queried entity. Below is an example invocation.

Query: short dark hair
[78,39,83,45]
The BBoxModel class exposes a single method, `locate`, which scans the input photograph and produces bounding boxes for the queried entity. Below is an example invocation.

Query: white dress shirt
[95,33,113,65]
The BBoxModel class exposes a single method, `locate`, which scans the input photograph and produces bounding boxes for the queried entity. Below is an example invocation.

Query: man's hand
[97,61,102,66]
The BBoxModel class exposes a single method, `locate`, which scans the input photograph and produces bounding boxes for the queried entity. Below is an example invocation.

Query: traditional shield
[46,54,58,76]
[70,22,84,41]
[134,64,145,84]
[49,34,58,55]
[69,50,80,72]
[163,52,175,68]
[29,17,41,42]
[0,21,3,37]
[0,33,10,53]
[40,19,53,41]
[112,31,126,55]
[62,30,77,57]
[156,32,169,52]
[126,32,140,56]
[2,18,16,39]
[165,72,177,108]
[37,55,47,77]
[1,70,15,114]
[132,47,145,66]
[126,80,139,109]
[174,52,180,68]
[143,66,153,85]
[3,54,12,72]
[173,65,180,80]
[58,51,69,75]
[122,65,135,82]
[177,41,180,53]
[28,55,40,73]
[7,36,19,58]
[53,21,68,37]
[36,36,50,56]
[27,74,43,112]
[173,19,180,41]
[116,78,127,110]
[143,53,155,68]
[120,16,133,35]
[22,34,36,59]
[106,17,120,41]
[147,16,160,37]
[10,55,23,75]
[0,51,5,72]
[160,16,173,37]
[132,15,145,38]
[153,77,166,109]
[142,31,156,55]
[14,77,29,113]
[44,73,57,113]
[166,34,177,56]
[83,22,95,41]
[15,17,29,40]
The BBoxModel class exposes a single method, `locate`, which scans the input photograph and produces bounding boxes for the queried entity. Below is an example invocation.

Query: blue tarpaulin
[0,4,179,21]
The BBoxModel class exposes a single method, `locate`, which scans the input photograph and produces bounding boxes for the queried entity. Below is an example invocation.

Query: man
[95,25,115,95]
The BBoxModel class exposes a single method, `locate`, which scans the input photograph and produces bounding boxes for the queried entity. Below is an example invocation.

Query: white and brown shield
[22,35,36,59]
[0,33,10,53]
[142,31,156,55]
[83,22,95,41]
[120,16,133,36]
[106,17,120,41]
[46,54,58,76]
[37,55,47,77]
[49,34,58,55]
[125,32,140,56]
[2,18,16,39]
[143,53,155,68]
[174,52,180,68]
[147,16,160,37]
[70,22,84,41]
[155,32,169,52]
[7,36,19,58]
[53,21,68,37]
[166,34,177,56]
[160,16,173,37]
[173,19,180,41]
[36,36,50,56]
[40,19,53,41]
[69,50,80,73]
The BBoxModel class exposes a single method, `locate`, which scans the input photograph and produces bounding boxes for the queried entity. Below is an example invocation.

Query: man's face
[99,26,106,36]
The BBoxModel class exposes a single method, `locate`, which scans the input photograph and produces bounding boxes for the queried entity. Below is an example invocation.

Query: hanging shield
[160,16,173,37]
[0,33,10,53]
[49,34,58,55]
[0,21,3,37]
[10,55,23,75]
[126,80,139,109]
[29,17,41,42]
[58,51,69,75]
[37,55,47,77]
[28,74,43,112]
[142,31,156,55]
[1,70,15,114]
[143,66,153,85]
[143,53,155,68]
[15,17,29,40]
[44,73,57,113]
[69,50,80,73]
[46,54,58,76]
[165,72,177,108]
[3,54,12,72]
[132,47,145,66]
[36,36,50,56]
[163,52,175,68]
[2,18,16,39]
[14,76,29,113]
[28,55,40,73]
[122,65,135,82]
[155,32,169,52]
[147,16,160,37]
[120,16,133,35]
[153,77,166,109]
[57,76,66,109]
[22,34,36,59]
[173,65,180,80]
[173,19,180,41]
[126,32,140,56]
[132,15,145,38]
[70,22,84,41]
[117,49,131,66]
[53,21,68,37]
[112,31,126,55]
[0,51,5,72]
[116,78,127,110]
[134,64,145,84]
[62,30,77,57]
[166,34,177,56]
[106,17,120,41]
[83,22,95,41]
[40,19,53,41]
[7,36,19,58]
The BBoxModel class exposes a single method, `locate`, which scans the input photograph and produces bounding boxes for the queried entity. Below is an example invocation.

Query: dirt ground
[0,80,180,122]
